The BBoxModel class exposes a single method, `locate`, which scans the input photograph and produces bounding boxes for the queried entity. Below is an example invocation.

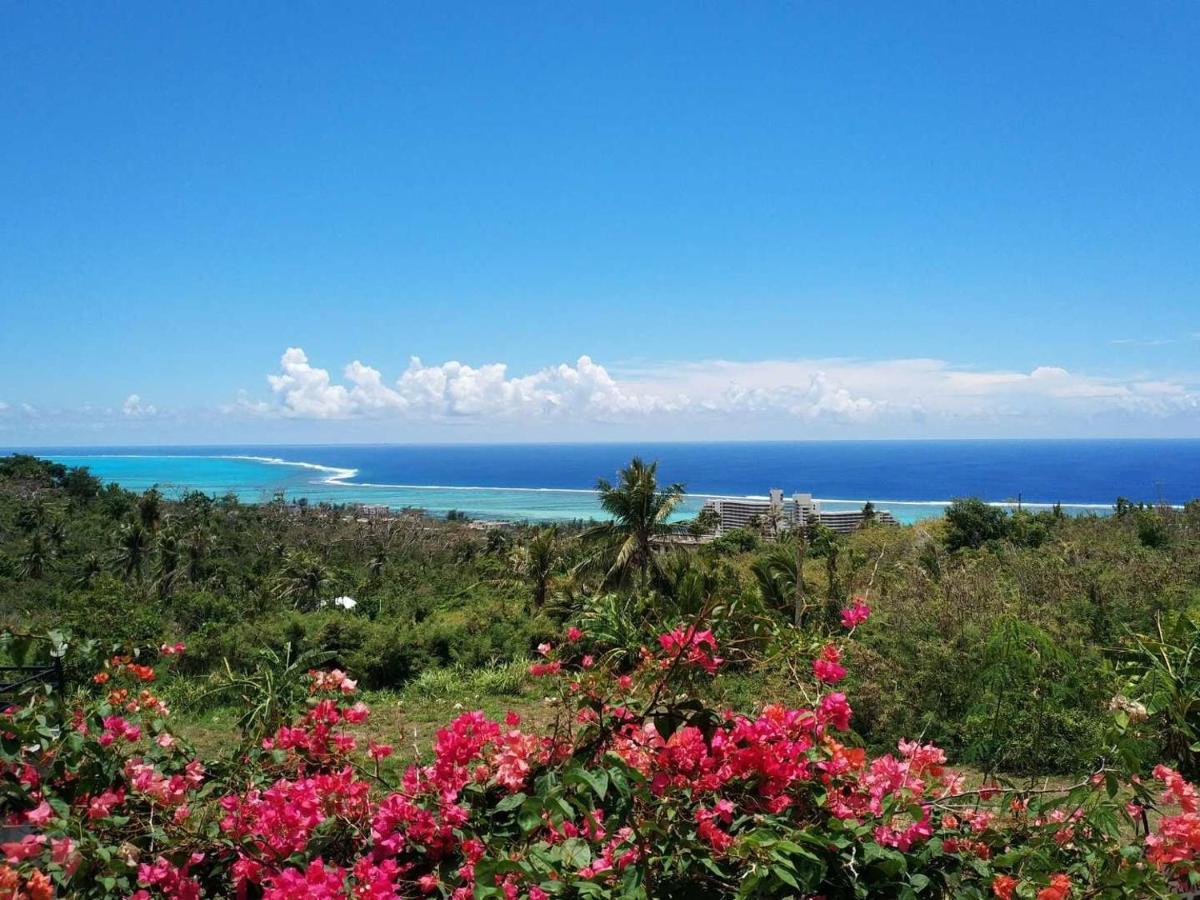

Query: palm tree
[45,517,68,551]
[511,526,561,608]
[184,526,209,584]
[657,549,718,614]
[367,544,389,584]
[589,457,684,588]
[808,524,842,616]
[274,550,332,609]
[19,533,49,579]
[687,506,721,538]
[16,498,57,534]
[752,534,811,626]
[113,522,150,580]
[154,529,183,599]
[72,552,104,590]
[137,489,163,532]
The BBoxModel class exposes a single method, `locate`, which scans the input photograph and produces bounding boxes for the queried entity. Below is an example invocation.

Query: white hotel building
[700,489,896,535]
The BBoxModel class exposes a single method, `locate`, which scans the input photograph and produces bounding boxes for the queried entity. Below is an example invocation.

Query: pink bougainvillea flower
[840,598,871,629]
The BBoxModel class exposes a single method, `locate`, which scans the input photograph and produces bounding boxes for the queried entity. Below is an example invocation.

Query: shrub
[943,498,1010,551]
[0,616,1196,898]
[401,661,529,700]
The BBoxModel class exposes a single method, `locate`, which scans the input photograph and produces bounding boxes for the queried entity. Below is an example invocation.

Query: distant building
[700,489,897,535]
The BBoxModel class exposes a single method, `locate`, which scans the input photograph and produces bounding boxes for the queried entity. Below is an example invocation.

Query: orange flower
[1036,873,1072,900]
[991,874,1017,899]
[0,865,20,891]
[26,869,53,900]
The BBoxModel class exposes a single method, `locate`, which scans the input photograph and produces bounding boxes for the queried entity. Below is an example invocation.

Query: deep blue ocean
[10,440,1200,524]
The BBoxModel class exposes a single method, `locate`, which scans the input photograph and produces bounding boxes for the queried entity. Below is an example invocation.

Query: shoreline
[38,451,1144,511]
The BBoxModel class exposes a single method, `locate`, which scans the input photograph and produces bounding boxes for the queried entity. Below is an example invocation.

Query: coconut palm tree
[19,533,49,579]
[72,552,104,590]
[113,522,150,580]
[16,498,57,534]
[137,488,163,532]
[183,526,210,585]
[751,535,811,626]
[656,549,718,615]
[589,457,684,588]
[367,543,389,583]
[511,526,561,608]
[807,524,842,615]
[154,529,183,599]
[274,550,333,609]
[45,516,68,551]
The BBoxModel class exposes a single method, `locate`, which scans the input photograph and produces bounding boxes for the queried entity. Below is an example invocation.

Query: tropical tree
[589,457,684,588]
[72,551,104,590]
[751,538,810,626]
[18,532,50,579]
[16,497,56,534]
[274,549,333,609]
[184,526,209,584]
[154,529,183,599]
[656,549,719,615]
[944,497,1009,550]
[510,525,561,608]
[807,523,842,610]
[687,505,721,537]
[137,488,163,532]
[44,516,68,550]
[112,522,150,580]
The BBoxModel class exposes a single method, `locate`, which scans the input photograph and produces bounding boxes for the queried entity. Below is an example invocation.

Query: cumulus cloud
[246,347,1200,431]
[266,348,353,417]
[122,394,157,418]
[263,348,669,421]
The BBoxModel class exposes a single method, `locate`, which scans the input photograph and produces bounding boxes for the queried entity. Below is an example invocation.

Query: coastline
[28,449,1161,525]
[46,451,1126,508]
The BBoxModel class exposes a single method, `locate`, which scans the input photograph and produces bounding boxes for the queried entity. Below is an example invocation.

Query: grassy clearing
[172,662,556,762]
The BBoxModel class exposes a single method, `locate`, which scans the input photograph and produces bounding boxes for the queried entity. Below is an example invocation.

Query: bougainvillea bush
[1,603,1198,899]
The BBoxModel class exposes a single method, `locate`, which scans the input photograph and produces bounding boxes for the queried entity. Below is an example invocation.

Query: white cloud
[1109,333,1200,347]
[122,394,157,418]
[244,347,1200,433]
[638,357,1200,421]
[266,348,354,417]
[263,348,669,421]
[345,360,407,412]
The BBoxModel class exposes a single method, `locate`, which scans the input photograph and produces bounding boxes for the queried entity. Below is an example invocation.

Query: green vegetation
[1,453,1198,777]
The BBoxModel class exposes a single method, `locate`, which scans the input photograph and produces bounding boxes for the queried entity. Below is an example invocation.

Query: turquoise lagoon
[38,451,1120,525]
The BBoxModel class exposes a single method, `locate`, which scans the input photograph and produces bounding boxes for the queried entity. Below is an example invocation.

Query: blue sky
[1,2,1197,444]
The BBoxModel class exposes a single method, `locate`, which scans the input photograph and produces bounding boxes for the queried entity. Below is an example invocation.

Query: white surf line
[216,455,358,484]
[221,462,1148,508]
[304,480,1130,510]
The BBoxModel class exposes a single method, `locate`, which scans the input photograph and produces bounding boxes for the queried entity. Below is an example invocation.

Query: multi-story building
[700,489,896,535]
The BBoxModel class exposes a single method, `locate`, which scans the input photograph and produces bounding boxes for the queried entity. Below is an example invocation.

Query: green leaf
[771,865,799,889]
[559,837,592,869]
[577,767,609,800]
[494,791,526,812]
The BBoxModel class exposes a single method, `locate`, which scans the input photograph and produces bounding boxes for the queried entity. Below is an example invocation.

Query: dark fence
[0,658,65,698]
